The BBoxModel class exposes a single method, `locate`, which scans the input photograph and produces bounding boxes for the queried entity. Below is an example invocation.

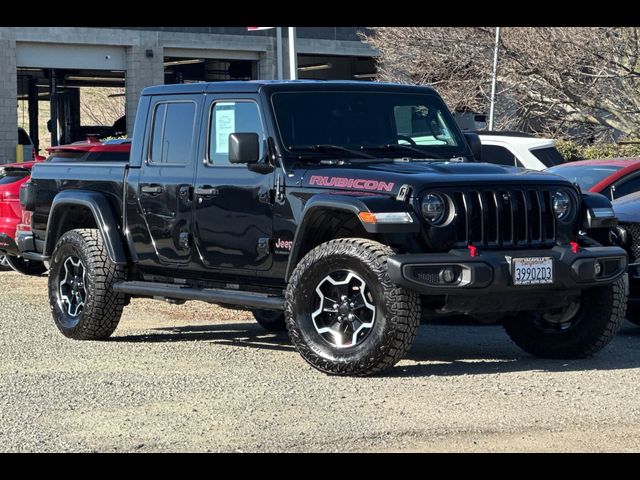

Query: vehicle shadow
[113,323,295,353]
[113,320,640,377]
[391,322,640,378]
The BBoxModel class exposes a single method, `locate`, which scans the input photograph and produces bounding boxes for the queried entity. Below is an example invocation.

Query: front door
[137,95,201,267]
[192,95,274,273]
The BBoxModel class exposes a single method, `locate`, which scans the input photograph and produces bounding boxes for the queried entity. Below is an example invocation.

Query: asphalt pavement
[2,270,640,452]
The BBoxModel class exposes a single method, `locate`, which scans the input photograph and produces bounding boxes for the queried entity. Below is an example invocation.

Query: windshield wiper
[289,144,376,159]
[364,144,450,160]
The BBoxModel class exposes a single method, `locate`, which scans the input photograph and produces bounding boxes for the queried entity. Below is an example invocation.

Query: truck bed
[29,161,130,241]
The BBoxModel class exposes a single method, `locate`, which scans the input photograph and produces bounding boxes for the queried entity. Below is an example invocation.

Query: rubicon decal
[309,175,394,192]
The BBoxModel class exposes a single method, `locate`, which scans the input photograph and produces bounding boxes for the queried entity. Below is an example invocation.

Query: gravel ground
[1,270,640,452]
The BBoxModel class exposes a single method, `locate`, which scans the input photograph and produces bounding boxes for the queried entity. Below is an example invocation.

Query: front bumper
[388,245,628,295]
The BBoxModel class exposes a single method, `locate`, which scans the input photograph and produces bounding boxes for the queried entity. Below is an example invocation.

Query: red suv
[0,139,131,275]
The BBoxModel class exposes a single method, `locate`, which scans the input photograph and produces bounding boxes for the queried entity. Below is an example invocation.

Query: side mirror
[463,132,482,162]
[229,132,260,164]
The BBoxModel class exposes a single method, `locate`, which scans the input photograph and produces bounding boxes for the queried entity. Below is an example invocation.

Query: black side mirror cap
[463,132,482,162]
[229,132,260,164]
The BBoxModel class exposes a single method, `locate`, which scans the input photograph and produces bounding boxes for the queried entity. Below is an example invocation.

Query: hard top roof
[141,80,438,96]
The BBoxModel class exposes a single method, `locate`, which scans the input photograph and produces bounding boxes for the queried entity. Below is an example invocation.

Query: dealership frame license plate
[511,257,554,285]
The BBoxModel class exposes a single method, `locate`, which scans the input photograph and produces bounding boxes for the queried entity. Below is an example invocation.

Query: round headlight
[553,190,572,221]
[421,193,446,225]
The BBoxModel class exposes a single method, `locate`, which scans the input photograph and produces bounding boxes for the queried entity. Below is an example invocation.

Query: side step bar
[113,281,284,310]
[21,252,49,262]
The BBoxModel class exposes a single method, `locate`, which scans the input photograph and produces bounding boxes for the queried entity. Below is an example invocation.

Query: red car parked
[0,139,131,275]
[546,158,640,200]
[0,162,43,273]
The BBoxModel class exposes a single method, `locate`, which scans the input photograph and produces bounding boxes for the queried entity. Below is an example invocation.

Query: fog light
[439,267,457,284]
[594,262,602,276]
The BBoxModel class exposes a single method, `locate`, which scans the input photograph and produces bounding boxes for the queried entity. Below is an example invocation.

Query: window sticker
[215,103,235,154]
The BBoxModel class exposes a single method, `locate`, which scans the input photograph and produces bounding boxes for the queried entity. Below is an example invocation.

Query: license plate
[512,257,554,285]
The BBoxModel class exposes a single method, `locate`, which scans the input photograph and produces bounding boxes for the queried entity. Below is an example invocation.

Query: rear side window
[46,152,88,162]
[531,147,566,167]
[0,170,29,185]
[481,145,517,166]
[85,151,130,162]
[149,101,196,165]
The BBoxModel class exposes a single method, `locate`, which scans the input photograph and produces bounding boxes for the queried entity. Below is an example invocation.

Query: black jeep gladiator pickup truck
[18,81,628,375]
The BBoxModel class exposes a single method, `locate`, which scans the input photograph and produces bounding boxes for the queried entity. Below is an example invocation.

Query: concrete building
[0,27,377,164]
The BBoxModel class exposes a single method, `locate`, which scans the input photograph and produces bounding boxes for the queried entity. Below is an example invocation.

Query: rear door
[137,95,202,268]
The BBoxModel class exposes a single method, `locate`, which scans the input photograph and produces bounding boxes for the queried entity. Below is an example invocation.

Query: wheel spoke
[58,256,87,318]
[311,270,376,349]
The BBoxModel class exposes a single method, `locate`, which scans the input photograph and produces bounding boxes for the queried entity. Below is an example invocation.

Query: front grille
[621,222,640,262]
[449,188,557,248]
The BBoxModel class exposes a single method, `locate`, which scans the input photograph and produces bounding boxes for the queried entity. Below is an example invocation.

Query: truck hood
[294,160,573,196]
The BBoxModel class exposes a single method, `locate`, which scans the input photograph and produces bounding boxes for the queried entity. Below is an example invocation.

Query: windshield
[271,91,467,160]
[547,164,622,191]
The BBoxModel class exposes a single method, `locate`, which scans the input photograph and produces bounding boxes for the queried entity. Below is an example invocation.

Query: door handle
[141,185,163,194]
[195,186,219,196]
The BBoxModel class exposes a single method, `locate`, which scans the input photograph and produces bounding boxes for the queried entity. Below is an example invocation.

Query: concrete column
[0,37,17,164]
[125,45,164,137]
[258,35,277,80]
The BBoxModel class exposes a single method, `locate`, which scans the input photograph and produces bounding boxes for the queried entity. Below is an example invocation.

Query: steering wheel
[396,134,417,146]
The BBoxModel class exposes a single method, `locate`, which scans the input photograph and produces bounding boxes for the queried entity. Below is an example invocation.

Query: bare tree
[79,87,125,127]
[362,27,640,142]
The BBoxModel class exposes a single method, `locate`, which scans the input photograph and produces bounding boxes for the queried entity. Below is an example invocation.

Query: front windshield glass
[271,91,467,159]
[547,164,623,191]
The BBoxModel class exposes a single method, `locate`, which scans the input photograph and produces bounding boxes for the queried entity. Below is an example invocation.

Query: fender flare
[581,191,617,229]
[44,190,129,265]
[285,193,418,280]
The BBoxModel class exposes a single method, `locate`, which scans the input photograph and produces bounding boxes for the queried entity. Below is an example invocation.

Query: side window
[208,101,265,165]
[481,145,517,166]
[149,101,196,165]
[613,175,640,199]
[393,105,457,146]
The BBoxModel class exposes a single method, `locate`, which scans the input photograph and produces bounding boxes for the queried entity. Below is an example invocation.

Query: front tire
[6,255,47,276]
[285,238,420,376]
[503,275,627,358]
[48,229,126,340]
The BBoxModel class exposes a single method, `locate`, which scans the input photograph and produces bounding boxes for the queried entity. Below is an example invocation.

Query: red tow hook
[569,241,580,254]
[467,244,479,257]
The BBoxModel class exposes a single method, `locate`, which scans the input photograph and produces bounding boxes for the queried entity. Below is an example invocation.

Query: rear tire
[6,255,47,276]
[252,309,287,331]
[285,238,420,376]
[48,229,126,340]
[503,275,627,358]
